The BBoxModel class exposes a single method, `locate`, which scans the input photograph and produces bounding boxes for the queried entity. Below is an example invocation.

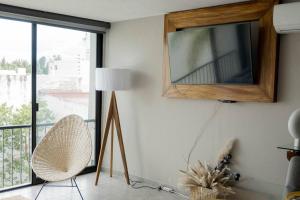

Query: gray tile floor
[0,172,185,200]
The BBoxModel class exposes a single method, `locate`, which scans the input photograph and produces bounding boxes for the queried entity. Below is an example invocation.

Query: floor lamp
[95,68,132,186]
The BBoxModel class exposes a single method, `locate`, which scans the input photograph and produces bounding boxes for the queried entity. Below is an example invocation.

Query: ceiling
[0,0,249,22]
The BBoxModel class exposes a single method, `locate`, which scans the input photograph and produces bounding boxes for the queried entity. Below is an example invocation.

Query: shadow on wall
[131,68,153,91]
[116,67,151,176]
[235,187,275,200]
[235,176,284,200]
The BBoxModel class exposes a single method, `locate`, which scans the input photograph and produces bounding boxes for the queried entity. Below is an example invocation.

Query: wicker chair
[32,114,92,200]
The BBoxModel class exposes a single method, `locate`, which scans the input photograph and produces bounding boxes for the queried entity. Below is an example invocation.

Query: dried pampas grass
[217,138,237,163]
[179,161,235,196]
[179,138,239,198]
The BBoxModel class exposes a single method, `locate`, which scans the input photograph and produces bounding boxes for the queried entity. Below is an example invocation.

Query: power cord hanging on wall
[186,101,223,168]
[129,101,223,199]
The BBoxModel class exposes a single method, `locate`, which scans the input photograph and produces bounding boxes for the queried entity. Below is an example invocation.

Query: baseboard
[101,167,165,186]
[100,168,277,200]
[101,167,188,198]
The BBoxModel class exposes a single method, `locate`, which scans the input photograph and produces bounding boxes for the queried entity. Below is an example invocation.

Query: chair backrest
[32,114,92,182]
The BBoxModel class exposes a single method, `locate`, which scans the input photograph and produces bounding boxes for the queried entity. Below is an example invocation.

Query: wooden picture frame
[162,0,279,102]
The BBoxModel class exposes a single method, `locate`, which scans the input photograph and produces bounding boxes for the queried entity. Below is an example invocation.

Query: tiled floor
[0,172,185,200]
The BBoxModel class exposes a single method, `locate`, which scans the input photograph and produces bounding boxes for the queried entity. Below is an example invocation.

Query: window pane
[36,25,96,166]
[0,18,32,189]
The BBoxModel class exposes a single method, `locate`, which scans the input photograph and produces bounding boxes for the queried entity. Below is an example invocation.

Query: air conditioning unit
[273,2,300,34]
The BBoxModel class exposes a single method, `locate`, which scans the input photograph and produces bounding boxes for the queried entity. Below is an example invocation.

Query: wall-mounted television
[167,21,259,85]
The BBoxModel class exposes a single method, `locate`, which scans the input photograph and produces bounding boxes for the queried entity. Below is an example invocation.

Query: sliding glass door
[36,25,97,166]
[0,17,101,191]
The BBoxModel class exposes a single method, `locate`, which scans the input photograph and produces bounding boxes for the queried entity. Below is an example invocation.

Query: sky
[0,18,91,63]
[0,18,31,62]
[0,18,95,117]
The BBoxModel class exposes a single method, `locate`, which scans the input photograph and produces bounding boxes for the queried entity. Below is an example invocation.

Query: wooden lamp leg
[95,94,114,185]
[110,118,114,177]
[112,92,130,185]
[95,91,130,185]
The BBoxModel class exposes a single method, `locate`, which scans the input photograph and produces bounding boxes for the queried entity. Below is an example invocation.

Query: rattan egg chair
[32,114,92,200]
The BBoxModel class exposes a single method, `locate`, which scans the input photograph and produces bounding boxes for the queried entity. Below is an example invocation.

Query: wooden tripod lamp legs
[110,118,114,178]
[95,91,130,185]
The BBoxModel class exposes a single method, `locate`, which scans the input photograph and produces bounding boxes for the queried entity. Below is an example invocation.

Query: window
[0,17,102,191]
[0,18,32,189]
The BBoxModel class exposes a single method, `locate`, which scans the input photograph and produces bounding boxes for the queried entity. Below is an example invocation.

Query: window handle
[35,103,39,112]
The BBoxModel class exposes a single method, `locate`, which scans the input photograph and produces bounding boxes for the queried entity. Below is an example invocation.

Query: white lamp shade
[95,68,133,91]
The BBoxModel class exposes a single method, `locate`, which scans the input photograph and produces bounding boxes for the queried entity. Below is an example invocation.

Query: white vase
[288,109,300,148]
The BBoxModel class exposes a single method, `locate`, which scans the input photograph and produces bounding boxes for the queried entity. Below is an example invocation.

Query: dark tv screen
[167,21,259,85]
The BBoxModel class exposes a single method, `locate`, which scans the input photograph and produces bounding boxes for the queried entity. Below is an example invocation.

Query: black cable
[129,178,189,199]
[129,179,159,190]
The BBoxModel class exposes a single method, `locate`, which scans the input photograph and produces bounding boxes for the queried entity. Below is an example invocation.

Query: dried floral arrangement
[179,139,240,199]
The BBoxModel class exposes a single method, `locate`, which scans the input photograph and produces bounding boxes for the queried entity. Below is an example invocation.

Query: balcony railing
[0,119,95,191]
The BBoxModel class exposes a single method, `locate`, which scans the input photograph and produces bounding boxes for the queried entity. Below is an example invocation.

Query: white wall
[103,15,300,199]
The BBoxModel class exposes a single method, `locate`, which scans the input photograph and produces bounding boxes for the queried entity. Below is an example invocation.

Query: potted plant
[180,139,240,200]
